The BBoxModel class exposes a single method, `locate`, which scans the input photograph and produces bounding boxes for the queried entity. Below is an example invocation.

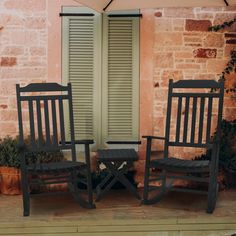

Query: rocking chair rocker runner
[16,83,95,216]
[142,79,224,213]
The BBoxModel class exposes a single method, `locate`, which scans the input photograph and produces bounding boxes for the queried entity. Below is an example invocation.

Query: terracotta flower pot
[0,166,21,195]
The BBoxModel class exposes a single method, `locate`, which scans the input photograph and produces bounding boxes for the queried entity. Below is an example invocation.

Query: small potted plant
[219,120,236,188]
[0,136,66,195]
[225,157,236,187]
[0,136,21,195]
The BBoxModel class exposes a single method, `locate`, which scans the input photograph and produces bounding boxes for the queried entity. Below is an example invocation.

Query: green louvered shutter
[62,7,101,145]
[102,12,140,144]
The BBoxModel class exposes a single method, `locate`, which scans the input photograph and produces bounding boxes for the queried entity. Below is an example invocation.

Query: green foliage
[226,157,236,172]
[0,136,20,168]
[194,120,236,170]
[0,136,64,168]
[208,19,236,94]
[208,18,236,32]
[218,119,236,165]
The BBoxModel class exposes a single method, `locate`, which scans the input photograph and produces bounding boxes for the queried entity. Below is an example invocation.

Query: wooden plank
[75,224,236,232]
[0,219,177,228]
[178,217,236,224]
[1,223,236,235]
[0,232,179,236]
[181,231,236,236]
[0,226,77,234]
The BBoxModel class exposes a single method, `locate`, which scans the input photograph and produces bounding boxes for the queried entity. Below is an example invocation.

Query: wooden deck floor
[0,189,236,235]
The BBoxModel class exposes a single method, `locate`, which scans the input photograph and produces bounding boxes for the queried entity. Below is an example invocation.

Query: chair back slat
[67,83,76,162]
[165,79,224,149]
[51,99,58,147]
[198,97,205,144]
[44,99,51,146]
[28,100,36,148]
[36,99,43,147]
[190,97,197,143]
[59,98,66,146]
[206,97,213,143]
[175,97,182,143]
[16,83,76,155]
[183,97,190,143]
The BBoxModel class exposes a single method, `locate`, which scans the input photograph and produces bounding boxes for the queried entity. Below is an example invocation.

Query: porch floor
[0,189,236,235]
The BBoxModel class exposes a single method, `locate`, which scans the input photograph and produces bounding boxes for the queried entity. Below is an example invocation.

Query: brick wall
[0,0,47,137]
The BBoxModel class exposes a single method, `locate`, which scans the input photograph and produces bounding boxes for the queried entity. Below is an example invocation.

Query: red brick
[0,123,17,137]
[4,0,46,11]
[193,48,217,58]
[0,105,8,109]
[0,110,17,121]
[185,19,212,31]
[203,34,224,47]
[25,17,46,29]
[155,11,162,17]
[0,57,17,66]
[155,52,174,68]
[2,46,24,56]
[176,63,201,70]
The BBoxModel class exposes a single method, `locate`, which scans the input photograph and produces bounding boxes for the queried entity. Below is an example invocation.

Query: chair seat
[150,157,210,172]
[28,161,85,173]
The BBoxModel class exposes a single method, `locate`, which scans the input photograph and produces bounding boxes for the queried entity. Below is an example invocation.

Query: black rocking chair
[142,79,224,213]
[16,82,95,216]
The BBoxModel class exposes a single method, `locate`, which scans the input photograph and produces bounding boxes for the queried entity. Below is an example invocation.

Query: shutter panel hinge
[108,14,142,18]
[59,13,94,17]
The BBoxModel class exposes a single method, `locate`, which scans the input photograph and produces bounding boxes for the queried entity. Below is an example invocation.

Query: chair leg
[143,138,152,203]
[142,165,151,203]
[85,169,96,208]
[143,172,167,205]
[84,143,96,208]
[69,170,96,209]
[207,177,218,214]
[21,170,30,217]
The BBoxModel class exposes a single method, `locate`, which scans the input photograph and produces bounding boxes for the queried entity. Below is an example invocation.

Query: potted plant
[220,119,236,187]
[0,136,66,195]
[0,136,21,195]
[225,157,236,187]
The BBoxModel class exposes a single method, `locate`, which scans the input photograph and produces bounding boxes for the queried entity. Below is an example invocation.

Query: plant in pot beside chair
[0,136,66,195]
[0,136,21,195]
[225,157,236,188]
[221,119,236,188]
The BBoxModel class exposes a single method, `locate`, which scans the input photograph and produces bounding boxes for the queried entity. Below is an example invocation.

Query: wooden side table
[96,148,141,201]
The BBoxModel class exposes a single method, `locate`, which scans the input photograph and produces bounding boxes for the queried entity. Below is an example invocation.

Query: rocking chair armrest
[142,135,166,140]
[106,140,141,145]
[74,139,94,145]
[63,140,94,145]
